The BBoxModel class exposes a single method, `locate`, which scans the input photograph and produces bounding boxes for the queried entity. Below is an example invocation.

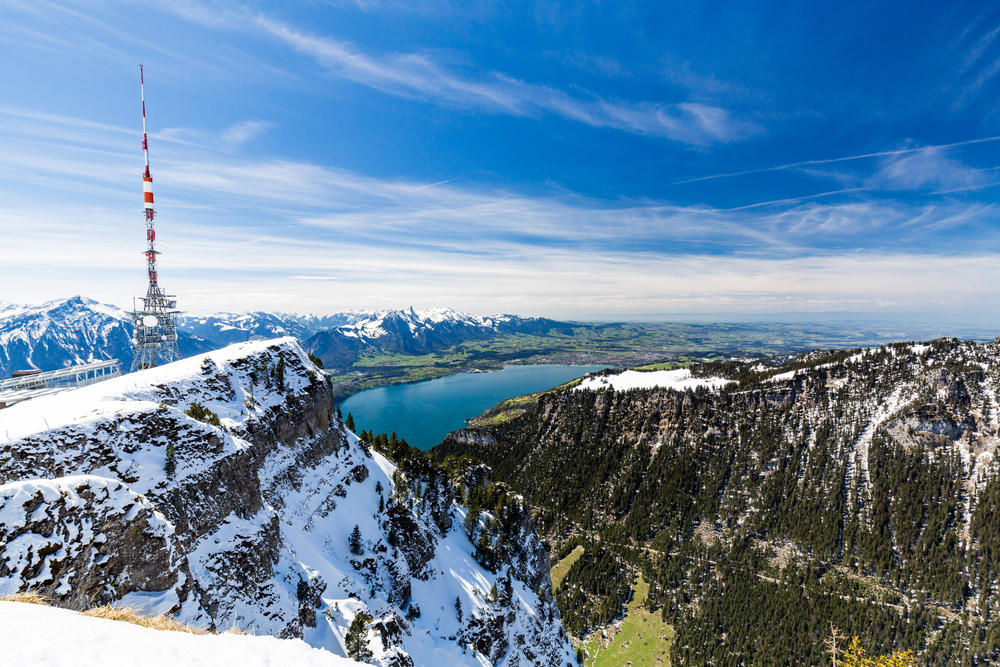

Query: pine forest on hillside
[436,338,1000,663]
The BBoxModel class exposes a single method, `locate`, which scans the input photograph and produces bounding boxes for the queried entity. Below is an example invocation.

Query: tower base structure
[131,284,179,371]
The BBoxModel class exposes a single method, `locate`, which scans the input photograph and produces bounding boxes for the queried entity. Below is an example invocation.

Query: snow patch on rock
[576,368,733,393]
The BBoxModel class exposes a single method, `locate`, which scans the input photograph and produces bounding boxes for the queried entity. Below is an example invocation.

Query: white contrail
[673,135,1000,185]
[401,176,462,195]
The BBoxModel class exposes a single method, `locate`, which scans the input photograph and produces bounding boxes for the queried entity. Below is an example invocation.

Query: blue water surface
[339,364,608,450]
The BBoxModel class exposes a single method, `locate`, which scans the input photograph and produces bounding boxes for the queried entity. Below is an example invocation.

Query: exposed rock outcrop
[0,338,575,665]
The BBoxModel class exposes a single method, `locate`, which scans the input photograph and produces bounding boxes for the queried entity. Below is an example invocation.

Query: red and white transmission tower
[131,65,179,371]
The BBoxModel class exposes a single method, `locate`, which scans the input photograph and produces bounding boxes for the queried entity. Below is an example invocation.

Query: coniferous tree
[164,441,176,477]
[345,612,373,662]
[346,412,356,431]
[275,356,285,391]
[349,524,363,555]
[465,504,480,535]
[296,578,311,603]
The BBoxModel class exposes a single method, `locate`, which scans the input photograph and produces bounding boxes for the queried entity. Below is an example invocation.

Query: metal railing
[0,359,122,393]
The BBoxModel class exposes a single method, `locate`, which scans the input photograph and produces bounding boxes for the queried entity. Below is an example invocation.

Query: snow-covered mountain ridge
[340,307,524,340]
[0,338,575,665]
[306,307,570,365]
[0,296,564,377]
[178,311,367,347]
[0,296,211,378]
[0,295,134,376]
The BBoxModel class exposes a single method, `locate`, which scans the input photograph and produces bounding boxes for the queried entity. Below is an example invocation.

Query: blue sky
[1,1,999,321]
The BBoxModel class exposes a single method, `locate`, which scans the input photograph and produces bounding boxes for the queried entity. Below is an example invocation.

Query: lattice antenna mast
[131,65,179,371]
[141,65,156,288]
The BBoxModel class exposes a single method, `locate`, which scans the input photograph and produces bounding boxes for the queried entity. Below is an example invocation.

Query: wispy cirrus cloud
[220,120,273,146]
[253,16,757,144]
[958,23,1000,76]
[13,0,756,145]
[0,104,992,259]
[1,105,997,318]
[868,147,988,192]
[146,120,274,153]
[949,14,1000,107]
[673,135,1000,185]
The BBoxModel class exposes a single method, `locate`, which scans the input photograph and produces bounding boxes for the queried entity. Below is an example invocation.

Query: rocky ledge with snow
[0,338,575,666]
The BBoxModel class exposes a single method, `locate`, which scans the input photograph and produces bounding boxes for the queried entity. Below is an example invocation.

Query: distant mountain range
[304,307,574,367]
[179,311,366,347]
[0,296,568,377]
[0,296,209,377]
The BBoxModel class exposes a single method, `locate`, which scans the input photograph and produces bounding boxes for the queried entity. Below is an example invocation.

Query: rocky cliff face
[0,338,574,666]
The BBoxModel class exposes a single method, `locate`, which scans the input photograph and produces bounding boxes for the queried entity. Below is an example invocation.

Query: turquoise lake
[339,364,609,451]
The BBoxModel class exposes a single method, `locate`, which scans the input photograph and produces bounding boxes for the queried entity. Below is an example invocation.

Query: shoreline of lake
[339,364,609,450]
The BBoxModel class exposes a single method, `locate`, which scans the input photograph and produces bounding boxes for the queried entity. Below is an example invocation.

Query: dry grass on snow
[0,591,49,605]
[82,605,207,634]
[1,592,212,635]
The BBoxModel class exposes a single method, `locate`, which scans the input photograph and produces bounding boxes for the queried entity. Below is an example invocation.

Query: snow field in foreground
[0,601,358,667]
[575,368,732,393]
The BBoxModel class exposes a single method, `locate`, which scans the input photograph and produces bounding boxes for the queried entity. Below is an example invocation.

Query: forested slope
[436,338,1000,663]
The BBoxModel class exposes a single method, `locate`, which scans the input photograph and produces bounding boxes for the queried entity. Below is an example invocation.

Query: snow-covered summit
[0,296,135,378]
[177,311,368,347]
[0,294,126,322]
[0,296,214,378]
[337,307,522,340]
[0,338,575,666]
